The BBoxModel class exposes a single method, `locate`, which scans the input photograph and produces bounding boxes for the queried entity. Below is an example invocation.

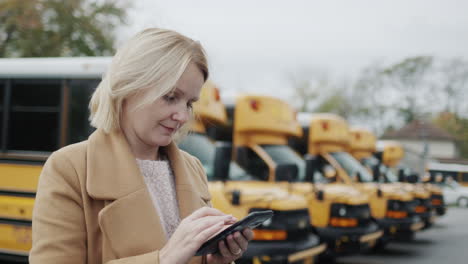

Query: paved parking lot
[336,207,468,264]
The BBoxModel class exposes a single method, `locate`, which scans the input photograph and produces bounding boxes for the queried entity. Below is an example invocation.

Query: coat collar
[86,129,204,218]
[87,129,197,198]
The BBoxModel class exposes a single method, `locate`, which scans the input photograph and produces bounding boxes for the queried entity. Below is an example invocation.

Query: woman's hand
[159,207,237,264]
[206,228,254,264]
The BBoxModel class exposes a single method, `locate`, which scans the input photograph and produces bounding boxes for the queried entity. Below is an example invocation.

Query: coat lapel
[86,130,167,257]
[165,142,210,220]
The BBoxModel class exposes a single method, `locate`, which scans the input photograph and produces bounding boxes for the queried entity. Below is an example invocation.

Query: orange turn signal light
[432,199,442,206]
[415,206,426,213]
[386,210,408,219]
[252,230,287,241]
[330,217,358,227]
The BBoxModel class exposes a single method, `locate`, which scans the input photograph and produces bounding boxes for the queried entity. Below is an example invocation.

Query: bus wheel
[457,197,468,208]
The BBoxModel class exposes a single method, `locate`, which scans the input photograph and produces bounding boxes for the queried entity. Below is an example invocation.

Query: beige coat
[29,129,212,264]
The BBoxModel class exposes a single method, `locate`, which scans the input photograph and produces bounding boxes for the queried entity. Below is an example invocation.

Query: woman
[29,28,252,264]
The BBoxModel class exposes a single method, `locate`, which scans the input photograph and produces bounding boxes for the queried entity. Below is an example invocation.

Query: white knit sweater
[136,159,180,239]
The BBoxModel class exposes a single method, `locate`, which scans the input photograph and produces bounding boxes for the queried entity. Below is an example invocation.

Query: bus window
[0,81,4,144]
[463,173,468,183]
[178,133,252,181]
[67,79,98,144]
[261,145,306,182]
[179,133,216,179]
[8,79,61,152]
[330,152,374,182]
[236,147,269,181]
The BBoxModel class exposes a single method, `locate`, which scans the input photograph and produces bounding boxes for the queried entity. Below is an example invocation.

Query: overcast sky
[120,0,468,100]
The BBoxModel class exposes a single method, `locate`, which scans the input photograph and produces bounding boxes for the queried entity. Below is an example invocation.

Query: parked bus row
[0,57,446,263]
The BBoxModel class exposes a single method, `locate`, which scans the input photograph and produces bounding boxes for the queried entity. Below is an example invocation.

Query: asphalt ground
[336,207,468,264]
[2,207,467,264]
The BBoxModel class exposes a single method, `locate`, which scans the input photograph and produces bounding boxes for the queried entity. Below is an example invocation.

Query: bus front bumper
[377,216,424,241]
[243,233,326,262]
[315,222,382,255]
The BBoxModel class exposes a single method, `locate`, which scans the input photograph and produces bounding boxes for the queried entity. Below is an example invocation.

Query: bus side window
[0,81,4,143]
[68,79,99,144]
[235,147,269,181]
[8,79,61,152]
[462,173,468,185]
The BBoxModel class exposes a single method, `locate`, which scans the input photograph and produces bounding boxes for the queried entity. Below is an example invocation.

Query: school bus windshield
[330,152,374,182]
[362,156,399,183]
[260,144,329,184]
[261,145,306,182]
[178,133,253,181]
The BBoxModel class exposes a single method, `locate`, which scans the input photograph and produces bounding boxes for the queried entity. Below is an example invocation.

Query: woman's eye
[163,94,177,104]
[187,101,193,109]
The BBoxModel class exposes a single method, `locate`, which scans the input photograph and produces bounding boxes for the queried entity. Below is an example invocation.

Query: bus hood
[222,181,309,210]
[291,183,369,205]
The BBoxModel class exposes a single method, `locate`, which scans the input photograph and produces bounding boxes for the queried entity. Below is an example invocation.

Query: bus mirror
[275,164,298,182]
[214,142,232,181]
[354,171,362,182]
[305,154,319,183]
[398,168,406,182]
[372,165,380,182]
[316,189,324,201]
[324,165,337,179]
[231,189,241,205]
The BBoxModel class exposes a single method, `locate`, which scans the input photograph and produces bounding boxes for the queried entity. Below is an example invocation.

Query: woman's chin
[151,135,173,147]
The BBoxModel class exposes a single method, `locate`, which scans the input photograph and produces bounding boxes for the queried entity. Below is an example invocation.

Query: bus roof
[428,162,468,172]
[0,57,111,78]
[297,112,346,127]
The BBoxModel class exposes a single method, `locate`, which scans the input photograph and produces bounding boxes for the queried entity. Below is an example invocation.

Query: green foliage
[0,0,128,57]
[434,113,468,158]
[315,93,351,118]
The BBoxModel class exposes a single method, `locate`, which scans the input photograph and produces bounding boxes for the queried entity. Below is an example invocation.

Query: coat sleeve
[29,150,88,263]
[29,151,164,264]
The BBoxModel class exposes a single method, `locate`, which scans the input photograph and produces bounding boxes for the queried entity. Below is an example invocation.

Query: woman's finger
[186,207,229,221]
[242,228,254,241]
[225,234,243,256]
[192,215,232,234]
[233,231,249,251]
[193,221,225,245]
[217,240,232,258]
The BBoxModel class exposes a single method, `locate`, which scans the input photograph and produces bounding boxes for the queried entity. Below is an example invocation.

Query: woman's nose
[172,106,189,124]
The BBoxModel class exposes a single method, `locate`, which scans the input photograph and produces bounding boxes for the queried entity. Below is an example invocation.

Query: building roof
[382,120,456,141]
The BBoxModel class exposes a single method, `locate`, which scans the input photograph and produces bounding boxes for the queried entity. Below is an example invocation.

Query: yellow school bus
[0,57,108,261]
[376,140,446,218]
[179,83,325,263]
[289,113,425,246]
[224,95,382,260]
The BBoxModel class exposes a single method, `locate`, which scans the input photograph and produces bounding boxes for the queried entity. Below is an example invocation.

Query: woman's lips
[160,124,175,133]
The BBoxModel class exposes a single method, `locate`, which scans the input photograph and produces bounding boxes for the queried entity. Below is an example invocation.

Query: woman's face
[121,62,204,149]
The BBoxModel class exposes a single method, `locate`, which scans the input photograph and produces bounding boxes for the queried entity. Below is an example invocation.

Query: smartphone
[195,210,274,256]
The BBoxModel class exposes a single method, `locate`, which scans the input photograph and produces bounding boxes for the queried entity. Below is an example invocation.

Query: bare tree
[437,58,468,116]
[382,56,434,122]
[289,69,331,112]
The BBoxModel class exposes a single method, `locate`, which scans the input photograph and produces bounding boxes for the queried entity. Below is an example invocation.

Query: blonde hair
[89,28,209,133]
